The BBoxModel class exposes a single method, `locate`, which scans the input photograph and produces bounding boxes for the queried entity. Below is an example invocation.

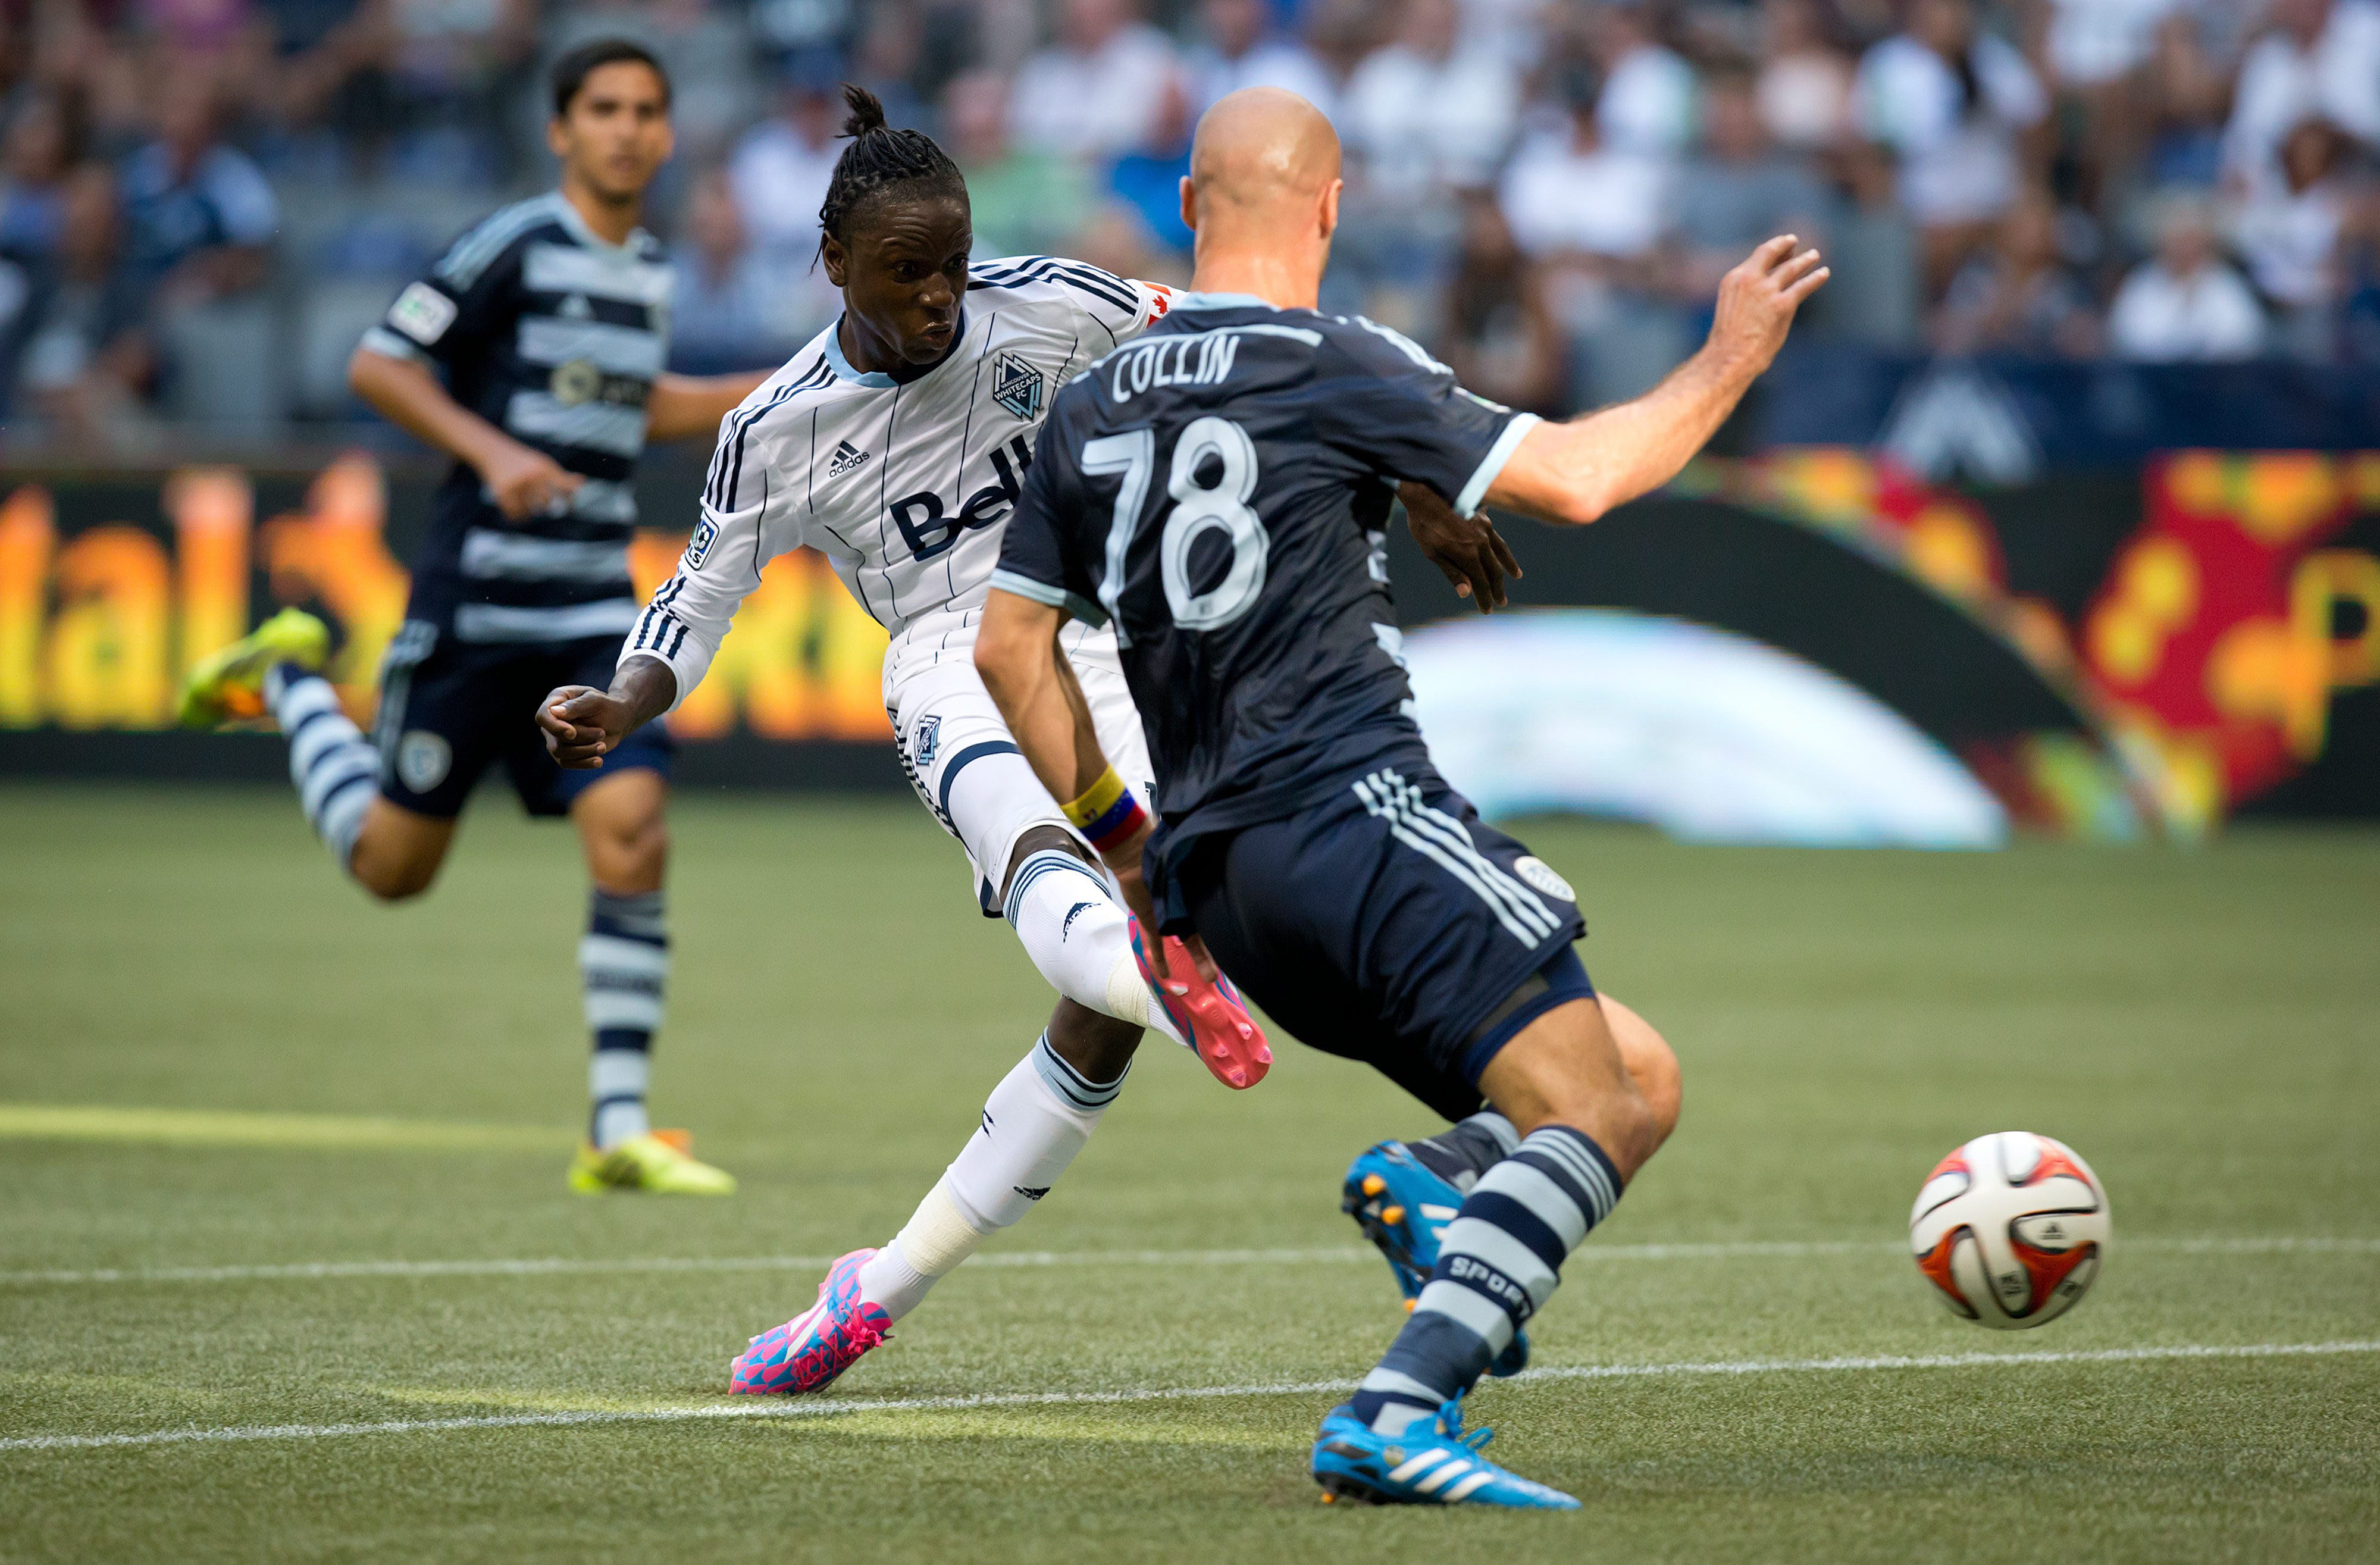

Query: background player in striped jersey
[979,87,1823,1505]
[534,88,1517,1392]
[177,39,768,1195]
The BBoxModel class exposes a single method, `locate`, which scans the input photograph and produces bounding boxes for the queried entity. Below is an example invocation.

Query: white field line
[4,1341,2374,1456]
[5,1235,2374,1289]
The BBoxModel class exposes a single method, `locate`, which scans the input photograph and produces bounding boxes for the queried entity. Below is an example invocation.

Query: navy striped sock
[1405,1111,1520,1194]
[1350,1125,1622,1435]
[267,665,377,872]
[583,889,668,1148]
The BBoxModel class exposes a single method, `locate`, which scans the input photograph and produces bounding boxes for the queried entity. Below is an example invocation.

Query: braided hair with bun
[816,84,967,255]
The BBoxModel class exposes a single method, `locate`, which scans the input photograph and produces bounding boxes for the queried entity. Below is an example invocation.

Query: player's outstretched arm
[1486,234,1828,527]
[347,345,585,521]
[536,656,678,769]
[645,371,772,444]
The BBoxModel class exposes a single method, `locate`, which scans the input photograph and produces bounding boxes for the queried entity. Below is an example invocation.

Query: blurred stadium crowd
[2,0,2379,452]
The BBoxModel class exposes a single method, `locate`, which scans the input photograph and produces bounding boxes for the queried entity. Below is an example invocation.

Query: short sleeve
[992,414,1107,627]
[1317,318,1539,517]
[357,217,520,370]
[976,255,1176,349]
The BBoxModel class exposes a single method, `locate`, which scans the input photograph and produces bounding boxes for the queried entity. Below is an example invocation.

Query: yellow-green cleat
[569,1130,737,1195]
[178,607,331,728]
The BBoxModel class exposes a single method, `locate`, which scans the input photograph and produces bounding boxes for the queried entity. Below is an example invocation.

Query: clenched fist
[536,684,635,768]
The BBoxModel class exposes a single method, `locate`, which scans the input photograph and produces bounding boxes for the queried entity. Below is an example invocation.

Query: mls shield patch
[396,730,451,794]
[387,281,457,346]
[990,351,1045,421]
[1513,856,1576,902]
[684,518,718,571]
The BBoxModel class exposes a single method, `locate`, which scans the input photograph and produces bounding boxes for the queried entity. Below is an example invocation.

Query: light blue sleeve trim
[358,325,432,365]
[989,568,1109,628]
[1455,412,1542,518]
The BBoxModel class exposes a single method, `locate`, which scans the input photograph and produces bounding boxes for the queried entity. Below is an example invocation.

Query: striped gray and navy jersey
[619,258,1170,707]
[360,191,672,646]
[993,293,1536,846]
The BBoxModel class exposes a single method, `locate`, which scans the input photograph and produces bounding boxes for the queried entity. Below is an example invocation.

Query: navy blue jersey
[359,192,673,646]
[993,293,1536,873]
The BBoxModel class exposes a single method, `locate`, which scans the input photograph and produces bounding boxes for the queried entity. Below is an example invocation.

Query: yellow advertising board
[0,454,890,741]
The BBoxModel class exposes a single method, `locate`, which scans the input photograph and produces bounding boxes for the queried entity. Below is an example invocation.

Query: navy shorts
[1169,763,1592,1122]
[369,622,674,820]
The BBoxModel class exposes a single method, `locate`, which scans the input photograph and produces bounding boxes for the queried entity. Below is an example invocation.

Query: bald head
[1182,88,1341,303]
[1189,86,1339,220]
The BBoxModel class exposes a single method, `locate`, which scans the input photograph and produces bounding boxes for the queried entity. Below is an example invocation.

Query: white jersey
[621,258,1173,707]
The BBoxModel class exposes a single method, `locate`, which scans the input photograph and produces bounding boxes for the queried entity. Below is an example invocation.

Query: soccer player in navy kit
[977,89,1827,1506]
[178,40,768,1194]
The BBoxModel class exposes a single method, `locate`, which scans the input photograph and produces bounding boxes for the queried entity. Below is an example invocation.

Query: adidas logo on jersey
[828,440,872,478]
[557,292,594,320]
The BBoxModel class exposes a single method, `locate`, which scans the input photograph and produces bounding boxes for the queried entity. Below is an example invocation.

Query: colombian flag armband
[1063,766,1148,854]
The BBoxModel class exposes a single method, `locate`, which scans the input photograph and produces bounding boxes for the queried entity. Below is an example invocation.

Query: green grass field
[2,782,2376,1563]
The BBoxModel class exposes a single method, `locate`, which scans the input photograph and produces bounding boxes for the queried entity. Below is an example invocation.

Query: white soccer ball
[1909,1131,2110,1329]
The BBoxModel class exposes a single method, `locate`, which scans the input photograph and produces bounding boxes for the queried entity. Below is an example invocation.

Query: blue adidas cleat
[1342,1141,1529,1376]
[1312,1397,1580,1509]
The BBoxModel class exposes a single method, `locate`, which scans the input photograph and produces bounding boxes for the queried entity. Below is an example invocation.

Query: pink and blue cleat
[729,1248,891,1395]
[1130,917,1272,1090]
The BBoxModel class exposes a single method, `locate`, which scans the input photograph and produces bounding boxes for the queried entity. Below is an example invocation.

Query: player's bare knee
[1000,823,1096,904]
[600,816,668,888]
[1044,999,1141,1084]
[1601,995,1682,1148]
[352,850,438,903]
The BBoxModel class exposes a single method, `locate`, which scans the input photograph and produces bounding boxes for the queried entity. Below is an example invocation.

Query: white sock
[855,1179,979,1322]
[588,1048,650,1148]
[856,1034,1126,1320]
[1003,849,1186,1049]
[267,665,375,873]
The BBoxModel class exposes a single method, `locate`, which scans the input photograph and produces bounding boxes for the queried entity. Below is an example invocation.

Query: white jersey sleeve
[618,364,820,712]
[967,255,1175,349]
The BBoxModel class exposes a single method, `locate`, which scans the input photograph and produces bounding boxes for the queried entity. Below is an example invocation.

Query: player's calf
[1045,997,1142,1089]
[1348,994,1649,1438]
[346,800,453,902]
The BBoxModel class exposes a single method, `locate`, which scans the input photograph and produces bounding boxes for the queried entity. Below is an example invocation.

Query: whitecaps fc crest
[991,351,1044,421]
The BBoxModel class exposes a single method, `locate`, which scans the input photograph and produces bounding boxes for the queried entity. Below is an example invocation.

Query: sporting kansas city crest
[990,351,1045,421]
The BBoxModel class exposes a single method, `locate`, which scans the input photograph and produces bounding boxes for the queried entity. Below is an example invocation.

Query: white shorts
[886,631,1155,917]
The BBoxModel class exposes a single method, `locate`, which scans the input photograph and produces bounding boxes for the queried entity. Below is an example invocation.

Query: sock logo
[1445,1254,1534,1320]
[1011,1184,1050,1201]
[1060,900,1094,938]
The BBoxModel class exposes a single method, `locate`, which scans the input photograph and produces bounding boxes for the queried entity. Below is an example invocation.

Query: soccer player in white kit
[532,87,1261,1395]
[536,87,1514,1392]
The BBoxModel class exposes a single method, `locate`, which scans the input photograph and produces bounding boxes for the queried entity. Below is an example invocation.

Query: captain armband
[1063,765,1148,854]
